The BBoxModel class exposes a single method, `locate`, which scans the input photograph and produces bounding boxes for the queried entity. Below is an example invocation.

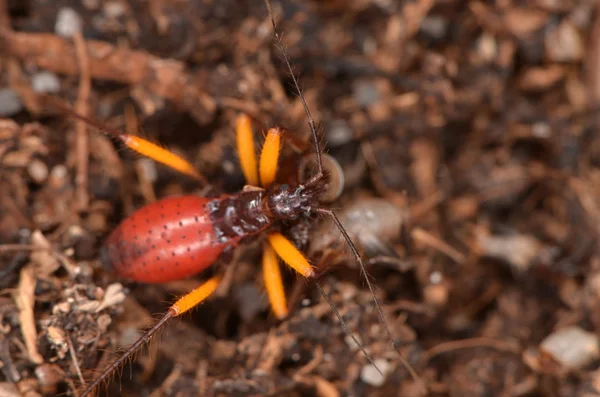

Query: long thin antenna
[263,0,423,387]
[263,0,324,181]
[43,96,134,142]
[314,281,383,377]
[316,207,424,388]
[263,0,388,376]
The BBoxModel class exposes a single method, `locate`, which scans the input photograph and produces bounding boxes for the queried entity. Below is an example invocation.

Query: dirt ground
[2,0,600,396]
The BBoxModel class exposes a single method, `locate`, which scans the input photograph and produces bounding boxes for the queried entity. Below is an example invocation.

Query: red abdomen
[100,196,224,283]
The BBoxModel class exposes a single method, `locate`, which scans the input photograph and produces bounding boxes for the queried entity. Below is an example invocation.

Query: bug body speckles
[101,196,223,283]
[101,192,274,283]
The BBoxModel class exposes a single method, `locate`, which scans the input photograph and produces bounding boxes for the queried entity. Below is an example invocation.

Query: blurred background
[1,0,599,396]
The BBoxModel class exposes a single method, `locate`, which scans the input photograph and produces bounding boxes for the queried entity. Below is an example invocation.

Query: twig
[294,345,323,378]
[424,337,521,362]
[1,30,216,124]
[73,31,91,211]
[411,227,465,264]
[0,243,77,276]
[0,0,10,32]
[13,265,44,364]
[0,334,20,382]
[586,1,600,106]
[67,332,86,387]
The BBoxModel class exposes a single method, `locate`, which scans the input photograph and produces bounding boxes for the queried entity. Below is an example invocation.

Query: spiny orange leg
[235,114,260,186]
[238,114,385,376]
[267,233,314,278]
[266,231,382,373]
[262,242,288,319]
[46,98,207,183]
[236,115,381,373]
[78,276,221,397]
[236,115,291,318]
[259,127,283,188]
[235,114,283,189]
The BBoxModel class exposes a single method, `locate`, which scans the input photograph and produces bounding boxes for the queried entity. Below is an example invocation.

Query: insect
[53,1,422,395]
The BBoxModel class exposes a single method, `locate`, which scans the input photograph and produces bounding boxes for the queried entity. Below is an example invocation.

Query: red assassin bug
[54,1,422,395]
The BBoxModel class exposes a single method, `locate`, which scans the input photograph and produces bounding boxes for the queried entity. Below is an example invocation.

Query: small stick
[0,30,216,123]
[67,332,86,387]
[424,337,521,362]
[73,31,91,211]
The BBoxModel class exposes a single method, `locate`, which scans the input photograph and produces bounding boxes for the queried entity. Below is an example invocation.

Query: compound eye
[280,184,290,192]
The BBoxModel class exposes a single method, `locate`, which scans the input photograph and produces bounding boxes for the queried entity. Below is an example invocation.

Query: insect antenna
[263,0,423,387]
[314,281,382,375]
[317,208,424,387]
[78,310,175,397]
[263,0,323,182]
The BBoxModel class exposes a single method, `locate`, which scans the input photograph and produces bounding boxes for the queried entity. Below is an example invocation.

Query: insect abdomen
[101,196,224,283]
[101,191,273,283]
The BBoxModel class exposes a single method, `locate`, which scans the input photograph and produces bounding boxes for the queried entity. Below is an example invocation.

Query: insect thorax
[208,191,271,244]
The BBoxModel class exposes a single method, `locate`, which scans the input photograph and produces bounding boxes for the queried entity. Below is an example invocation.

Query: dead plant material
[2,0,600,396]
[13,265,43,364]
[1,31,216,123]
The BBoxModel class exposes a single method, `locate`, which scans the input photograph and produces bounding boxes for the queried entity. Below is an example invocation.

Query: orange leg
[235,114,260,186]
[122,135,204,181]
[267,232,315,278]
[235,114,284,189]
[263,232,317,319]
[259,127,283,188]
[237,114,307,319]
[47,98,206,183]
[170,275,222,315]
[262,242,288,319]
[79,276,221,397]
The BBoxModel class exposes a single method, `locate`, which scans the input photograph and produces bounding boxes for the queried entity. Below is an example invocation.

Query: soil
[1,0,600,396]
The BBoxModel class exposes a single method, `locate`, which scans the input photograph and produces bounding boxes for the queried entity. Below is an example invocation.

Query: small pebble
[476,33,497,62]
[477,232,542,272]
[532,122,551,138]
[27,159,49,184]
[420,16,448,40]
[353,81,381,107]
[360,358,391,387]
[540,326,599,370]
[327,119,353,147]
[48,165,69,190]
[55,7,82,38]
[0,89,23,117]
[137,158,158,183]
[31,71,61,94]
[545,21,583,62]
[429,271,443,284]
[35,363,62,394]
[104,1,127,18]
